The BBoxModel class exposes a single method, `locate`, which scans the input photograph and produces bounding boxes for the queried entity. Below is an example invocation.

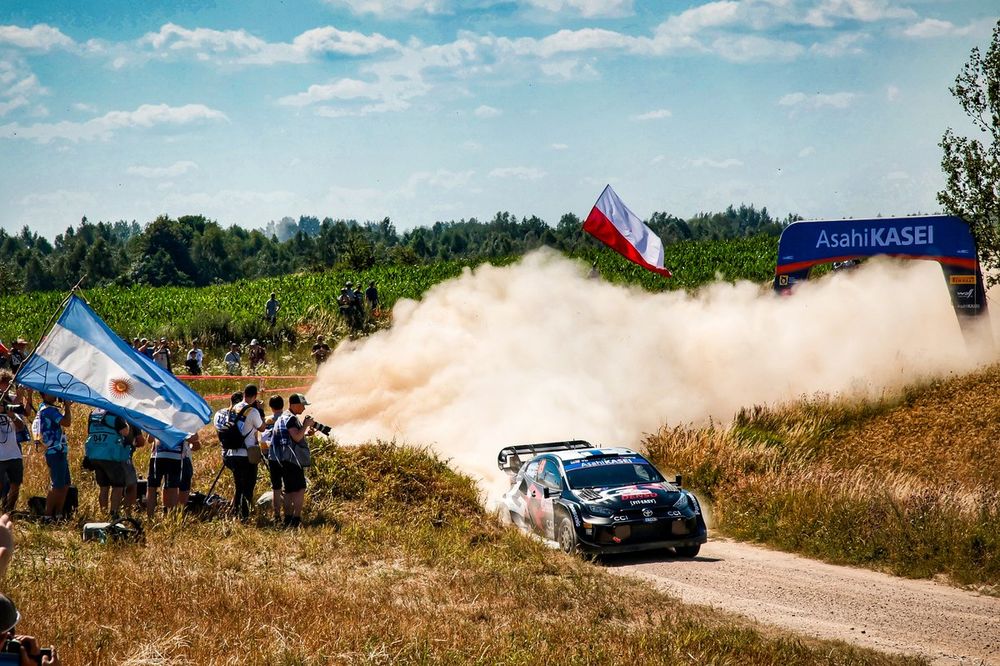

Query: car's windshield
[564,457,664,489]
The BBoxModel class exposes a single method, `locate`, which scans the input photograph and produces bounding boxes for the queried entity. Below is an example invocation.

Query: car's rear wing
[497,440,593,474]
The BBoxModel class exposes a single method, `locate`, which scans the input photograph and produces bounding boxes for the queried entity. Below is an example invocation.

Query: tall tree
[939,20,1000,284]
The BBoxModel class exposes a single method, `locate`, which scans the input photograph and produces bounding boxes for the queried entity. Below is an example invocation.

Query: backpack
[217,404,253,450]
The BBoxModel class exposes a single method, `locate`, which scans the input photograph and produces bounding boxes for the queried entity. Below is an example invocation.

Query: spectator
[0,341,9,371]
[131,337,140,351]
[179,433,199,508]
[248,339,266,372]
[118,423,146,514]
[184,345,202,375]
[145,434,185,518]
[261,394,285,523]
[0,400,25,513]
[224,343,242,375]
[137,338,154,360]
[224,386,263,520]
[152,338,172,371]
[33,393,72,519]
[8,339,27,375]
[271,393,315,528]
[0,514,61,665]
[311,335,331,368]
[265,293,280,326]
[83,408,130,517]
[365,281,379,313]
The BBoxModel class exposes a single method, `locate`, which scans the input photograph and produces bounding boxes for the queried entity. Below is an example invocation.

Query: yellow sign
[950,275,976,285]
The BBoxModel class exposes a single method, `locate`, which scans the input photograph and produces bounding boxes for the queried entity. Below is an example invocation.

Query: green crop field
[0,235,779,346]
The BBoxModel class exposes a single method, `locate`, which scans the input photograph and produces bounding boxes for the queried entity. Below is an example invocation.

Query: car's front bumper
[576,517,707,554]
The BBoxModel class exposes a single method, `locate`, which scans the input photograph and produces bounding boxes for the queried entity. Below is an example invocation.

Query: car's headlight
[585,503,614,516]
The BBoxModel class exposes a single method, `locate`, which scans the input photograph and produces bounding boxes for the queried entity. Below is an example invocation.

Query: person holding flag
[34,392,73,519]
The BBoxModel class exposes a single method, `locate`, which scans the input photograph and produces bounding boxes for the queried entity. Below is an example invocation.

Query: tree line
[0,204,796,294]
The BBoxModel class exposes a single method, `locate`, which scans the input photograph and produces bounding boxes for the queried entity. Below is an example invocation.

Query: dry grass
[3,404,922,665]
[644,365,1000,588]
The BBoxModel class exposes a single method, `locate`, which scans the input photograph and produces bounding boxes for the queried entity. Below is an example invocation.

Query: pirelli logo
[950,275,976,285]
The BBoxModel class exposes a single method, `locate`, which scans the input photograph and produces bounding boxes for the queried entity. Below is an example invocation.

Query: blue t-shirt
[36,403,67,456]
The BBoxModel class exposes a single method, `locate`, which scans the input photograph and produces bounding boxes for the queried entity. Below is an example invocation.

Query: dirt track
[608,538,1000,665]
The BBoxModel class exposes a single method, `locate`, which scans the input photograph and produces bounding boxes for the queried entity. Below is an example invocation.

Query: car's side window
[524,460,540,481]
[538,460,562,490]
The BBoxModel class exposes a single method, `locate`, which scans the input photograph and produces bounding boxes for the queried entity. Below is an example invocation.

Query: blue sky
[1,0,996,239]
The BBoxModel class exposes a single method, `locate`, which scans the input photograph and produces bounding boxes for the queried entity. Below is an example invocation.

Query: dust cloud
[308,249,995,500]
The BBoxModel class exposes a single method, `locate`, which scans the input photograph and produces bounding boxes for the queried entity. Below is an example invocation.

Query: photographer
[32,394,72,520]
[0,397,26,514]
[261,395,285,523]
[0,514,60,665]
[219,385,263,520]
[271,393,315,528]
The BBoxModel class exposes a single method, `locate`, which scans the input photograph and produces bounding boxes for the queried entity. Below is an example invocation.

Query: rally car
[498,440,707,556]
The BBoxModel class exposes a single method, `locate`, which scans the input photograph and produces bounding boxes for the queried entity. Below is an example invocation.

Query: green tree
[939,20,1000,284]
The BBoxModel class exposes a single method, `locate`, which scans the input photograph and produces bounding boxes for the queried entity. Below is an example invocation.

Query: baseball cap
[0,594,19,633]
[289,393,310,406]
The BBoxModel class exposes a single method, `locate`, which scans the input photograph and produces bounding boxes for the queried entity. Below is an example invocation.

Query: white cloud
[127,161,199,178]
[489,166,547,180]
[631,109,672,121]
[711,35,804,62]
[20,189,97,209]
[0,97,28,117]
[809,33,867,57]
[903,17,996,39]
[692,157,743,169]
[779,91,857,110]
[651,155,665,164]
[72,102,97,113]
[550,143,568,150]
[138,23,400,65]
[323,0,451,16]
[803,0,916,28]
[886,84,900,102]
[0,24,74,51]
[474,104,502,118]
[798,146,816,158]
[0,103,228,143]
[401,169,475,194]
[539,59,598,80]
[523,0,634,18]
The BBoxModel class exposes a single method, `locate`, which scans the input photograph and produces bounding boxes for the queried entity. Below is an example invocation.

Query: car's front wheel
[674,544,701,558]
[556,515,578,555]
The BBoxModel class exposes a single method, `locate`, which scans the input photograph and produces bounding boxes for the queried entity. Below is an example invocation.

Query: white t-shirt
[222,401,262,459]
[0,414,22,461]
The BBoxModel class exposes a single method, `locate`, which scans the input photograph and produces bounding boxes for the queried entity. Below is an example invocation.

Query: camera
[1,638,52,663]
[0,404,23,416]
[306,418,332,436]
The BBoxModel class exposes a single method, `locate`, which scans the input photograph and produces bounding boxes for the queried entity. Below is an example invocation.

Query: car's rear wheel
[674,544,701,558]
[556,515,578,555]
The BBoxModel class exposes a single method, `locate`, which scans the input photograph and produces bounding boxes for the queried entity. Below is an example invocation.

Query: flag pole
[14,274,87,386]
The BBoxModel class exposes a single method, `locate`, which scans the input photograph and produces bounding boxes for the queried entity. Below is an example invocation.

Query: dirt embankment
[610,538,1000,665]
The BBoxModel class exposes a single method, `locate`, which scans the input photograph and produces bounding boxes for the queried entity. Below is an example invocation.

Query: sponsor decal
[666,510,682,517]
[622,490,656,500]
[612,515,628,522]
[956,287,975,299]
[630,499,656,505]
[577,457,638,469]
[815,225,934,250]
[568,504,581,527]
[950,275,976,285]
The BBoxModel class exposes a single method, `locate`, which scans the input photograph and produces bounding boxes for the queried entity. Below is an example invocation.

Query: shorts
[124,459,138,487]
[93,459,129,489]
[180,457,193,493]
[46,452,71,489]
[280,461,307,493]
[0,459,23,486]
[268,459,283,491]
[147,457,183,490]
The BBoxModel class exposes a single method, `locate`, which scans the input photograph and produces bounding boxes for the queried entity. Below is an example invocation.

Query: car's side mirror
[542,486,556,499]
[673,474,683,487]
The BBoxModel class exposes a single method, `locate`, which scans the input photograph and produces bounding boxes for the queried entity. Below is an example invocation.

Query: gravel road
[607,538,1000,665]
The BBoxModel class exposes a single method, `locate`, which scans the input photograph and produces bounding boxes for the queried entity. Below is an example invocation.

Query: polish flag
[583,185,672,277]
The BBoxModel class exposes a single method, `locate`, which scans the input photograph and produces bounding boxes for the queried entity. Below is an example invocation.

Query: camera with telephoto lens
[1,638,53,663]
[306,417,332,436]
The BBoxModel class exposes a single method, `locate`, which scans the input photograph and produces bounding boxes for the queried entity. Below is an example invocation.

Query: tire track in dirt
[607,538,1000,665]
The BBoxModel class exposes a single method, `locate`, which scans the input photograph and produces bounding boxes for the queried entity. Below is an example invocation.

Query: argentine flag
[16,295,211,446]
